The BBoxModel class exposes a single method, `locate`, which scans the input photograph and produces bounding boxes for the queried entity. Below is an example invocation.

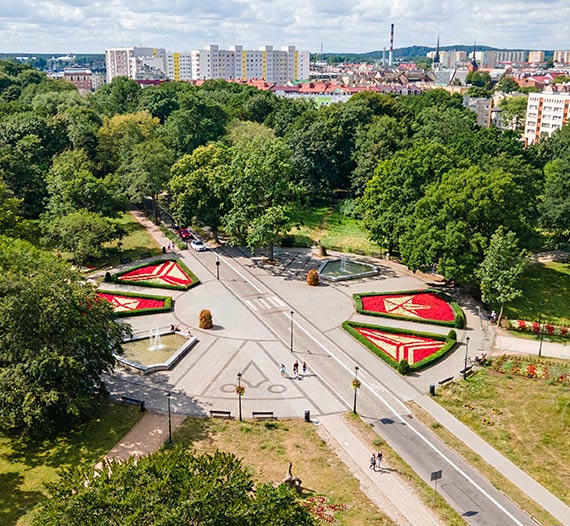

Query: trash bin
[429,385,435,396]
[140,400,146,412]
[304,410,311,422]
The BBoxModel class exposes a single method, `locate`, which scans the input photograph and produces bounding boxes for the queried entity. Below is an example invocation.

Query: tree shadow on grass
[0,472,45,526]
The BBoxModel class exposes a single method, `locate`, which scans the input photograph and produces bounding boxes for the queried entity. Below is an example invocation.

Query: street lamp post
[463,337,470,380]
[216,253,220,280]
[237,372,243,422]
[166,392,172,444]
[352,366,360,414]
[290,311,294,353]
[538,310,544,357]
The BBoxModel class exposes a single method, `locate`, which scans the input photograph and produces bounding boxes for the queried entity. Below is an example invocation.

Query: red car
[178,228,192,240]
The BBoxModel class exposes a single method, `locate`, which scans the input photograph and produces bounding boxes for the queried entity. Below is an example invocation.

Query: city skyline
[1,0,569,54]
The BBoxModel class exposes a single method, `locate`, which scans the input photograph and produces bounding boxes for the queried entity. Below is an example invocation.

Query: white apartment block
[191,44,310,83]
[524,92,570,145]
[554,50,570,64]
[167,52,193,81]
[427,50,467,68]
[105,47,167,83]
[471,50,527,67]
[528,51,545,63]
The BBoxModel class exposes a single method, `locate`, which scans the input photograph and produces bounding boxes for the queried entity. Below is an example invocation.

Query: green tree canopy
[0,237,124,436]
[33,447,315,526]
[539,159,570,243]
[495,76,520,93]
[498,95,528,132]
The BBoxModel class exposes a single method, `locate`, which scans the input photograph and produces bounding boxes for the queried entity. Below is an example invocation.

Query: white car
[190,239,207,252]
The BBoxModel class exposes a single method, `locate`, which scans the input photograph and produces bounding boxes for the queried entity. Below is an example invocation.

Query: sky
[1,0,569,54]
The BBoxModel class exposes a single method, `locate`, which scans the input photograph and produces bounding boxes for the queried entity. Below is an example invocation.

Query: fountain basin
[318,258,379,282]
[116,331,197,375]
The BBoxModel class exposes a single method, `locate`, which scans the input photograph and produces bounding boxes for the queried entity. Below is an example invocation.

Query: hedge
[342,320,457,373]
[97,290,173,318]
[111,258,200,291]
[353,288,466,329]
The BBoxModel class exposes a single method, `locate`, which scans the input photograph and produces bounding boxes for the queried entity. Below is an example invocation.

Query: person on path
[293,361,299,374]
[377,450,383,469]
[369,453,376,470]
[302,362,307,375]
[280,364,286,377]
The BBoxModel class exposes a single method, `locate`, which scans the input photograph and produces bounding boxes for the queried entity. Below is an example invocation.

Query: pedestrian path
[318,414,440,526]
[495,332,570,360]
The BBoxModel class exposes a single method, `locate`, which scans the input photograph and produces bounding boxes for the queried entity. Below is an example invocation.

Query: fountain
[318,257,379,282]
[148,328,164,351]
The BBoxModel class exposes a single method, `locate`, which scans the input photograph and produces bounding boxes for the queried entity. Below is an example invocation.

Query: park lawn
[0,401,142,526]
[175,417,393,526]
[289,205,382,256]
[504,261,570,327]
[435,369,570,507]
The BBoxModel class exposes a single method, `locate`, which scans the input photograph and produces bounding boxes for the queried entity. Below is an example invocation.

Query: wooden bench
[210,410,232,419]
[459,365,474,375]
[438,376,454,386]
[121,396,145,412]
[252,411,275,420]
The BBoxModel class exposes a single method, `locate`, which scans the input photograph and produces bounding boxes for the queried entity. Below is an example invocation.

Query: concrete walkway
[318,414,440,526]
[495,332,570,360]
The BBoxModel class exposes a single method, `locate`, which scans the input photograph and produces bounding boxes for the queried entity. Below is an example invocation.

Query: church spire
[434,35,440,64]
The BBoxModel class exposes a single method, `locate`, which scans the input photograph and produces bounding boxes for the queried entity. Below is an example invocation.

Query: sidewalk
[495,332,570,360]
[318,414,440,526]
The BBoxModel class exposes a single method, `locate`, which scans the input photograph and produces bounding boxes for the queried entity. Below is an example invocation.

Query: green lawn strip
[112,258,200,291]
[505,329,570,345]
[354,289,466,329]
[159,226,187,250]
[504,261,570,327]
[434,369,570,507]
[408,396,564,526]
[174,417,393,526]
[344,413,466,526]
[287,205,382,255]
[343,320,457,372]
[0,401,142,526]
[96,289,173,317]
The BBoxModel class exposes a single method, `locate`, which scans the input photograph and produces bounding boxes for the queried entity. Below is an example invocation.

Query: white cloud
[0,0,568,53]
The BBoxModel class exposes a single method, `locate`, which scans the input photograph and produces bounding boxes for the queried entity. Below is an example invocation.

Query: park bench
[209,410,232,419]
[459,365,474,376]
[252,411,275,420]
[438,376,454,386]
[140,252,152,259]
[120,257,130,264]
[121,396,145,412]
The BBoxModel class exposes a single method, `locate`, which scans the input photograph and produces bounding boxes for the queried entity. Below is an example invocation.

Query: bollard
[304,410,311,423]
[429,385,435,396]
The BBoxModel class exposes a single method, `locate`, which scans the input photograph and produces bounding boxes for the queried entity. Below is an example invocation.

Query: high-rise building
[523,92,570,145]
[105,47,167,83]
[528,51,545,63]
[167,52,193,81]
[554,50,570,63]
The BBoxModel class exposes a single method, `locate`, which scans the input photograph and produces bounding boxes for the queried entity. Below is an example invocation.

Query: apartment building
[105,47,167,83]
[528,51,545,63]
[426,50,467,68]
[63,68,93,92]
[554,50,570,64]
[523,92,570,145]
[166,52,193,81]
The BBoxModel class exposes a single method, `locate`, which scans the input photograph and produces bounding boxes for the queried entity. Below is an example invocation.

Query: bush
[448,329,457,340]
[307,269,319,286]
[398,359,411,375]
[199,309,213,329]
[104,271,112,282]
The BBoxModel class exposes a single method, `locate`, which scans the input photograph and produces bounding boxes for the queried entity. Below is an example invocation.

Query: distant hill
[314,45,553,63]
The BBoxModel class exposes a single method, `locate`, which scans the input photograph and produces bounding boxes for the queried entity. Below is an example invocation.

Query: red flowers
[119,260,192,287]
[361,292,454,322]
[97,292,165,312]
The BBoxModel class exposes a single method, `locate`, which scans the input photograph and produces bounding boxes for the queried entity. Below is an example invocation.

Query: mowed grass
[436,369,570,506]
[288,206,382,256]
[505,261,570,327]
[175,417,393,526]
[0,401,142,526]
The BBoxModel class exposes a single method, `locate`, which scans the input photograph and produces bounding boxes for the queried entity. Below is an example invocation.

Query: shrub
[104,271,112,282]
[307,269,319,286]
[199,309,213,329]
[448,329,457,340]
[398,359,411,375]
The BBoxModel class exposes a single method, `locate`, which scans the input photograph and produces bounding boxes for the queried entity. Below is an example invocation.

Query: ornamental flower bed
[96,290,172,317]
[491,354,570,384]
[302,495,348,523]
[354,289,465,328]
[112,259,199,290]
[507,318,570,338]
[343,321,457,373]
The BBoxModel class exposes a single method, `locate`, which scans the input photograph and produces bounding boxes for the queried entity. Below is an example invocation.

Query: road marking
[220,252,527,526]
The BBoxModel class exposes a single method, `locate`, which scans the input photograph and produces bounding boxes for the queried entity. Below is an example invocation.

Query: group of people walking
[280,360,307,379]
[369,451,384,471]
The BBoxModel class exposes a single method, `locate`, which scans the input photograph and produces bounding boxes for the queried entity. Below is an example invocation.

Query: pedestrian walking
[377,450,383,469]
[280,364,286,377]
[293,360,299,374]
[369,453,376,470]
[302,362,307,375]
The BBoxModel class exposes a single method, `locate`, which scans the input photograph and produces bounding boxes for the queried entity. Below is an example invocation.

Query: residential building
[63,68,93,92]
[105,47,167,83]
[167,52,193,81]
[554,50,570,64]
[523,92,570,145]
[528,51,545,63]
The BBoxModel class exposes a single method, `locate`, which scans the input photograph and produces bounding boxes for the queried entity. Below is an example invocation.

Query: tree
[495,76,520,94]
[0,182,28,238]
[91,76,141,116]
[476,228,526,323]
[498,96,528,132]
[539,159,570,243]
[46,210,122,264]
[33,447,315,526]
[0,237,125,436]
[465,71,492,89]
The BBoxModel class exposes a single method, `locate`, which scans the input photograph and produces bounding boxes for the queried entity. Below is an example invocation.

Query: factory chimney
[388,23,394,66]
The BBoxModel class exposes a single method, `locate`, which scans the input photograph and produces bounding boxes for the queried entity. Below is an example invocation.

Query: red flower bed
[119,260,192,287]
[361,292,454,322]
[97,292,165,312]
[354,327,445,365]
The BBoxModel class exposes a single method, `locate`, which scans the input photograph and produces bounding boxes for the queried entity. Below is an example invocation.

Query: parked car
[178,228,192,240]
[190,239,207,252]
